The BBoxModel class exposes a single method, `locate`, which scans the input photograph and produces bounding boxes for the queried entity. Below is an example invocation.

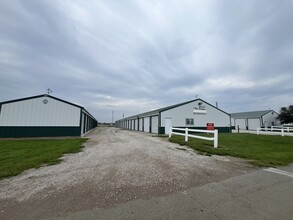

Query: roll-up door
[144,117,150,132]
[135,119,138,131]
[235,119,246,130]
[151,116,159,133]
[139,118,143,131]
[248,118,260,130]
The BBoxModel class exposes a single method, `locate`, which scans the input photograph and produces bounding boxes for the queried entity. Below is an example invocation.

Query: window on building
[186,118,194,125]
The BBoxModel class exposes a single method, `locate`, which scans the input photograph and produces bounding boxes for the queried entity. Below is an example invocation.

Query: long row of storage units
[116,99,231,134]
[0,94,98,138]
[117,114,159,133]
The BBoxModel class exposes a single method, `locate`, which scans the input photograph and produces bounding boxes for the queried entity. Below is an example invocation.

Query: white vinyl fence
[271,126,293,132]
[169,127,218,148]
[257,126,293,136]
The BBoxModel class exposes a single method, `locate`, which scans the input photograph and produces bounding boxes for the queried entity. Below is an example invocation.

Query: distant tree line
[278,105,293,124]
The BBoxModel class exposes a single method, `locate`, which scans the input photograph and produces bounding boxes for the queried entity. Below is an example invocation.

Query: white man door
[165,118,172,134]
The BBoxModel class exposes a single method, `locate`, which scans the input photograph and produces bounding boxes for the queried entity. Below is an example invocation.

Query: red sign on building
[207,123,214,130]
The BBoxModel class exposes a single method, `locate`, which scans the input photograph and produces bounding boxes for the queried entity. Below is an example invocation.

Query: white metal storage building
[116,99,231,134]
[0,94,97,138]
[231,110,280,130]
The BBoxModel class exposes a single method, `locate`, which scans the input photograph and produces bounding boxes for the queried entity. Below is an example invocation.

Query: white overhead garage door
[235,119,246,130]
[248,118,260,130]
[139,118,143,131]
[135,119,138,131]
[144,117,150,132]
[132,120,135,130]
[151,116,159,133]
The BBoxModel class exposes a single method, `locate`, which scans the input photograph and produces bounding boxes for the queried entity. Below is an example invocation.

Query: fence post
[214,129,218,148]
[281,128,284,136]
[287,127,289,132]
[169,127,172,138]
[185,128,188,142]
[257,128,260,135]
[271,126,273,132]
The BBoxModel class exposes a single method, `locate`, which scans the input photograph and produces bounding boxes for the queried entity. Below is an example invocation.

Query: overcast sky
[1,0,292,122]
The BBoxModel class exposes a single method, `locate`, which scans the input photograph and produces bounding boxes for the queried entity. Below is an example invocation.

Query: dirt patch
[0,127,256,220]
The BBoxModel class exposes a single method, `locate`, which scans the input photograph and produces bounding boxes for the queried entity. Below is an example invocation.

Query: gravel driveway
[0,127,256,220]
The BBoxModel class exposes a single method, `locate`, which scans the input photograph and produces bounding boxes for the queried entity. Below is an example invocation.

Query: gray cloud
[0,0,292,122]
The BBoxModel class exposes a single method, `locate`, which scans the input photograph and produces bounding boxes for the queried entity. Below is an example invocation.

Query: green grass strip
[0,138,87,179]
[169,133,293,167]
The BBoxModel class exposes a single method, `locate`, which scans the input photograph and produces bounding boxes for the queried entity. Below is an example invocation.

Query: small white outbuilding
[0,94,97,138]
[231,110,280,130]
[116,99,231,134]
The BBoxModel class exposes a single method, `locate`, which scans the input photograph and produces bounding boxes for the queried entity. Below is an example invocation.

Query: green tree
[277,105,293,124]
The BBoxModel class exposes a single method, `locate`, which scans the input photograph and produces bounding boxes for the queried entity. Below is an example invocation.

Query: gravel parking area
[0,127,256,220]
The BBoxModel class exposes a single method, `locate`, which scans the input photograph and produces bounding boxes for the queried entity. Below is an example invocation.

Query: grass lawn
[169,133,293,167]
[0,138,87,180]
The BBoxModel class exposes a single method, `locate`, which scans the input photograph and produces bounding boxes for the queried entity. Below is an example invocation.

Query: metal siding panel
[262,112,281,127]
[160,100,230,128]
[0,97,80,126]
[231,118,235,126]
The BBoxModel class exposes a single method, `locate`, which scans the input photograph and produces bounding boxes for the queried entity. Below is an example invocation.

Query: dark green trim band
[0,126,81,138]
[159,127,165,134]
